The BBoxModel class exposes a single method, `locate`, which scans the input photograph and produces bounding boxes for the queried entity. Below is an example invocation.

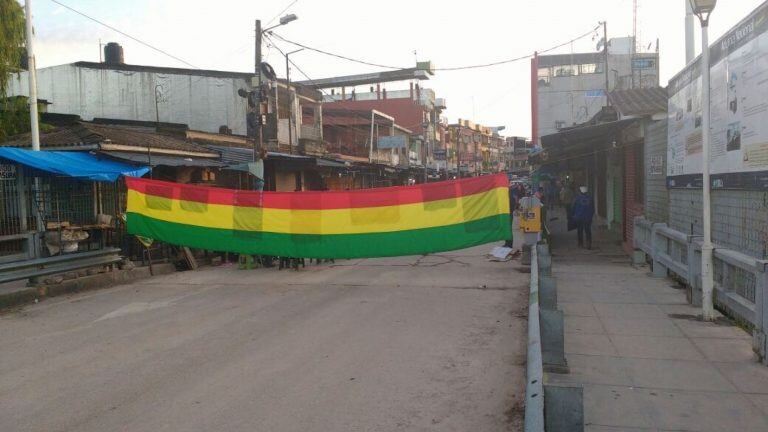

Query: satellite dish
[260,62,276,81]
[596,37,606,51]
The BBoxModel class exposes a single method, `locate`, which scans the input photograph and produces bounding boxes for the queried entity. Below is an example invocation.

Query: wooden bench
[0,248,123,284]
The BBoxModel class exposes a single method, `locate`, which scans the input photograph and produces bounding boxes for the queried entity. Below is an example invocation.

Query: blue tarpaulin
[0,148,150,182]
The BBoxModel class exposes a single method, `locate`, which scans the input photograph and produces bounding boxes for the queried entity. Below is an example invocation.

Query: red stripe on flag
[125,174,508,210]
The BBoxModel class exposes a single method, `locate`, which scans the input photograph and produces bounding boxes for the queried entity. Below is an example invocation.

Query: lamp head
[279,14,298,25]
[689,0,716,23]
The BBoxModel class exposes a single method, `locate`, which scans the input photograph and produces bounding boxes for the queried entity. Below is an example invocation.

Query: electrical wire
[265,34,408,146]
[269,23,601,72]
[49,0,200,69]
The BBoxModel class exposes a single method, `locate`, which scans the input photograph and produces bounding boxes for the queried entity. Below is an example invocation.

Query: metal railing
[634,216,768,364]
[525,245,545,432]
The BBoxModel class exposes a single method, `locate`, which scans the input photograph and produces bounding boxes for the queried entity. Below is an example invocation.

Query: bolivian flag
[125,174,510,259]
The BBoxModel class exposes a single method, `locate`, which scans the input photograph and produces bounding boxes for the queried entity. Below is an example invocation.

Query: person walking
[571,186,595,249]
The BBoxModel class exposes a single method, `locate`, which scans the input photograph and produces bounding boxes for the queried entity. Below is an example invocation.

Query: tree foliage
[0,0,26,141]
[0,0,25,98]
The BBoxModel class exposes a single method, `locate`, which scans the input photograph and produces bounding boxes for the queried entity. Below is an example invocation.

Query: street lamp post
[690,0,717,321]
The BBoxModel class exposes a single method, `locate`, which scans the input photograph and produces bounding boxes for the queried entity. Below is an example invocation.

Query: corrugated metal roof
[540,118,638,150]
[608,87,668,117]
[203,144,321,165]
[99,151,227,168]
[205,145,350,169]
[204,145,254,164]
[1,122,219,156]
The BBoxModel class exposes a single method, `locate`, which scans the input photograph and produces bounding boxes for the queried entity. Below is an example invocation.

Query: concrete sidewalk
[546,210,768,431]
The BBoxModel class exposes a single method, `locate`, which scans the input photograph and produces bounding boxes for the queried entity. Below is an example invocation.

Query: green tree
[0,0,27,141]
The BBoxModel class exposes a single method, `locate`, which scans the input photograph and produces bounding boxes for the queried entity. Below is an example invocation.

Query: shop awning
[540,118,638,151]
[0,148,149,182]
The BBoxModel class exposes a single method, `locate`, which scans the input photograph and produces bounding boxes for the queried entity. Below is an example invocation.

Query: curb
[0,263,176,310]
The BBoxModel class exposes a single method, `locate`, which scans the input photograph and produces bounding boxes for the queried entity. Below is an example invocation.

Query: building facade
[532,37,660,145]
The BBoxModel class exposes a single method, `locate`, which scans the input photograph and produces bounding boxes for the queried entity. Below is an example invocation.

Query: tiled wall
[669,189,768,259]
[643,120,668,224]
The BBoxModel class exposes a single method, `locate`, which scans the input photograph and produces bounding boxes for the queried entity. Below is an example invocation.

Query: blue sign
[377,135,408,149]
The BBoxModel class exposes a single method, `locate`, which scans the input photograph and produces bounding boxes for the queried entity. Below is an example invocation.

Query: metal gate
[0,163,34,263]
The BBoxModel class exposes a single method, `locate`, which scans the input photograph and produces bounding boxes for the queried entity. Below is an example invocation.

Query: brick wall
[644,120,668,224]
[623,142,645,254]
[669,189,768,259]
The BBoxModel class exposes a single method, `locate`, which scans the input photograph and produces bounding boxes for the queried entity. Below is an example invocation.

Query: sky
[28,0,767,138]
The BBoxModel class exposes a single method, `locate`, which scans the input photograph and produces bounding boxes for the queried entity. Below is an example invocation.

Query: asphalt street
[0,244,528,432]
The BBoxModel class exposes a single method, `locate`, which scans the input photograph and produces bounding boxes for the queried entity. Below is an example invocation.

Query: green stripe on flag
[127,212,510,259]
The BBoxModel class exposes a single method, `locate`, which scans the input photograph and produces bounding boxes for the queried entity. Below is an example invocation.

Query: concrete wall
[643,120,669,224]
[8,64,249,135]
[669,189,768,260]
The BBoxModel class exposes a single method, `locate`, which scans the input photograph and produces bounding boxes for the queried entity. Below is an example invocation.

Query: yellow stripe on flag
[127,187,508,236]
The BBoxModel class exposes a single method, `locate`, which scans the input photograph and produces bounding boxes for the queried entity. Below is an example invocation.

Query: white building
[7,55,323,152]
[533,37,660,144]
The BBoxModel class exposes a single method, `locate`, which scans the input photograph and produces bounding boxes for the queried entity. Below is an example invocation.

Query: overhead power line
[264,34,398,139]
[49,0,199,69]
[269,24,601,72]
[269,33,402,69]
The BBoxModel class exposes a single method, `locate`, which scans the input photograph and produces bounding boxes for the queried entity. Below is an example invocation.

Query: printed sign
[667,2,768,189]
[585,89,605,98]
[648,155,663,176]
[0,164,17,180]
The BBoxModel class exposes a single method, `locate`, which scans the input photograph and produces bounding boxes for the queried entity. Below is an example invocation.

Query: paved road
[0,244,528,432]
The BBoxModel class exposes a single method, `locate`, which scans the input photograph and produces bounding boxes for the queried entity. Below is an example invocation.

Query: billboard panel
[667,2,768,189]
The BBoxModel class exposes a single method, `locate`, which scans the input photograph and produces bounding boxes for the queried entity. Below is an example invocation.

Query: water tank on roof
[104,42,124,64]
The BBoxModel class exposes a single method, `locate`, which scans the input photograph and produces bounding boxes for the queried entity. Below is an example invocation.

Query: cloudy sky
[29,0,766,137]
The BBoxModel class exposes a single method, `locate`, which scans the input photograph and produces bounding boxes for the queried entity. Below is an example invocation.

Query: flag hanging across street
[125,174,511,259]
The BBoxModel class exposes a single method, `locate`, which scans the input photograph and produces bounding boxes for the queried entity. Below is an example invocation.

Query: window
[537,67,551,86]
[555,120,567,130]
[554,65,578,77]
[633,58,656,69]
[579,63,604,74]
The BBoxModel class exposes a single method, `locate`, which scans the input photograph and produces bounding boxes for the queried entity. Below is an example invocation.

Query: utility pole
[25,0,40,151]
[422,121,429,183]
[254,19,263,162]
[286,52,292,155]
[456,126,462,179]
[369,111,375,163]
[602,21,610,100]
